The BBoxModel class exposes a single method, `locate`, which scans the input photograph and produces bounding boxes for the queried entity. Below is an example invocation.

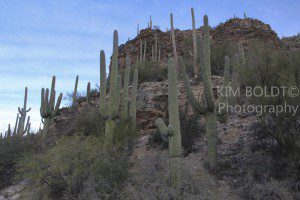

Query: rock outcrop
[117,17,281,71]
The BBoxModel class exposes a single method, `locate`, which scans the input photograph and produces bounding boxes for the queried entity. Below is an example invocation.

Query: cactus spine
[17,87,31,136]
[40,76,63,139]
[104,30,119,147]
[73,75,79,107]
[99,50,107,116]
[155,58,181,157]
[191,7,198,79]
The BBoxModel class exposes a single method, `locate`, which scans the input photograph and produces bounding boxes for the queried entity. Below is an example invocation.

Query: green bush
[0,135,41,190]
[134,61,167,83]
[75,110,105,137]
[18,136,130,200]
[240,40,300,153]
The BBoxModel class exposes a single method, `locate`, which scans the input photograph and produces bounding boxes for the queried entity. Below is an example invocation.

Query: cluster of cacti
[101,30,139,147]
[40,76,63,140]
[137,39,147,64]
[170,14,232,169]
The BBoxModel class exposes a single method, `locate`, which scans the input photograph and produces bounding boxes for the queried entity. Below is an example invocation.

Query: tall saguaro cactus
[99,50,107,116]
[17,87,31,136]
[175,15,231,169]
[40,76,63,139]
[73,75,79,107]
[155,58,181,157]
[105,30,119,147]
[191,7,198,79]
[155,58,181,186]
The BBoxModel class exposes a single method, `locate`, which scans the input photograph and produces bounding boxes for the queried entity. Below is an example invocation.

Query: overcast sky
[0,0,299,132]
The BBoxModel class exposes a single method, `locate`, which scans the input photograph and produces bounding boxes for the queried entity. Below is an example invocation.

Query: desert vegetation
[0,6,299,200]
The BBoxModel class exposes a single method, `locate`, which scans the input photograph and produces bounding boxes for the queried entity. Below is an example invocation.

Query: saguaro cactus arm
[170,13,179,73]
[202,15,215,111]
[179,58,206,115]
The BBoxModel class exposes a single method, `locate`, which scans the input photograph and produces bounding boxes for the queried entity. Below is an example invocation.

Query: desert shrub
[135,61,167,83]
[121,152,225,200]
[75,110,105,137]
[211,40,237,75]
[63,91,85,107]
[17,136,130,200]
[240,41,300,153]
[0,135,41,190]
[180,107,203,155]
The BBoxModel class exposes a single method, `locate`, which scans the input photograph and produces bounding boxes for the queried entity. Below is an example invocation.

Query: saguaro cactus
[105,30,120,147]
[176,15,231,169]
[155,58,181,157]
[99,50,107,116]
[40,76,63,139]
[191,7,198,79]
[17,87,31,136]
[86,82,91,105]
[73,75,79,107]
[155,58,181,186]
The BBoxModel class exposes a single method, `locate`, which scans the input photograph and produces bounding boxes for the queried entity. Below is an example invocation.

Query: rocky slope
[117,17,281,71]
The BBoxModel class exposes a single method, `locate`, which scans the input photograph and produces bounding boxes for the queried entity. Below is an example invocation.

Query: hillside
[1,14,299,200]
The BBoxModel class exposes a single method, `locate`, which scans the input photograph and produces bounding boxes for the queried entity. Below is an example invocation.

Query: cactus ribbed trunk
[105,30,119,147]
[99,50,107,116]
[121,56,131,120]
[168,58,181,157]
[206,111,217,169]
[42,118,51,140]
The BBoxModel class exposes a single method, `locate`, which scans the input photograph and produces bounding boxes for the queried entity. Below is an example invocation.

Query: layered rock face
[117,17,281,71]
